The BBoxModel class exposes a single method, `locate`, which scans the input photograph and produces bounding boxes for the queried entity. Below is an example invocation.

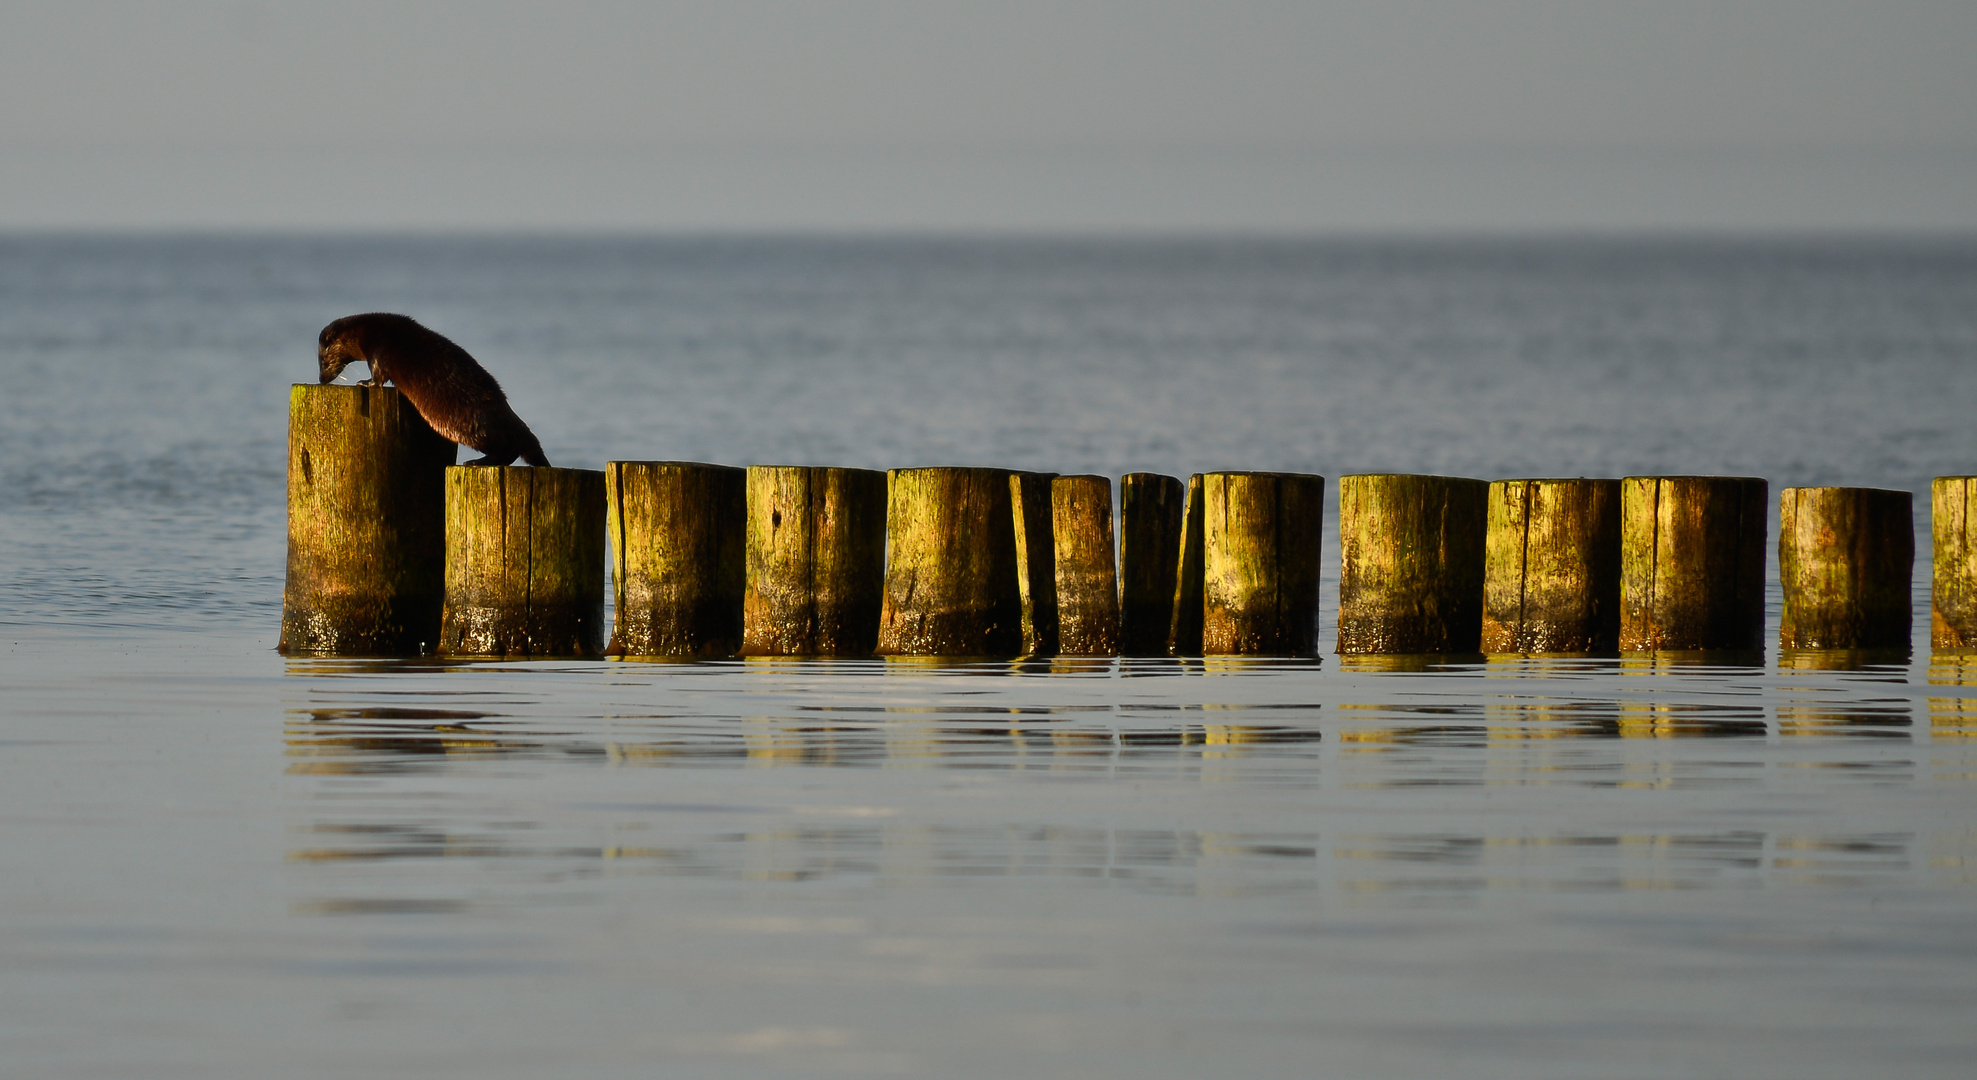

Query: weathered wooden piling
[1337,474,1487,654]
[740,465,887,656]
[280,384,457,655]
[1778,486,1913,650]
[1481,478,1621,654]
[605,461,746,657]
[1008,471,1060,656]
[1619,475,1767,652]
[1200,472,1326,655]
[1118,473,1186,656]
[1167,474,1207,655]
[1051,474,1120,656]
[1933,477,1977,651]
[876,467,1024,656]
[439,466,605,658]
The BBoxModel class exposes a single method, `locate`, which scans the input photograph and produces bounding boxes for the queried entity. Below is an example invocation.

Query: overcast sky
[4,1,1973,232]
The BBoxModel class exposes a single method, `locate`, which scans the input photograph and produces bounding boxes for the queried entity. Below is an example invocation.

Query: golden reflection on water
[1780,648,1912,672]
[1618,650,1766,672]
[1776,700,1913,738]
[279,648,1976,916]
[279,724,1976,911]
[1614,702,1766,739]
[1336,654,1483,673]
[1929,654,1977,740]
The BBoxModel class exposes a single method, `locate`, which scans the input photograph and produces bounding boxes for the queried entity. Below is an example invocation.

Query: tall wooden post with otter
[280,383,455,654]
[283,314,563,656]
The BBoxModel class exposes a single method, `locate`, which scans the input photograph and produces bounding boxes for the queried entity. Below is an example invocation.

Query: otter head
[317,316,366,384]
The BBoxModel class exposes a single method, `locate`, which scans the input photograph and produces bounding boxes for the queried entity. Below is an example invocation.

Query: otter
[318,313,550,467]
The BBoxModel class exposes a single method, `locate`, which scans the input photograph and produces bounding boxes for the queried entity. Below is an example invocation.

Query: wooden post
[876,467,1023,656]
[605,461,746,657]
[1052,474,1120,656]
[1118,472,1185,656]
[1008,471,1060,657]
[1201,471,1325,655]
[1481,478,1621,654]
[280,384,456,655]
[439,466,605,657]
[740,465,887,656]
[1932,477,1977,651]
[1619,475,1767,652]
[1778,486,1913,650]
[1337,474,1487,654]
[1167,473,1206,656]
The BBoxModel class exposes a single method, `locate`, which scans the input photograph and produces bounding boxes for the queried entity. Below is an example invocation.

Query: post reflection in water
[1781,647,1913,673]
[255,644,1977,1076]
[1930,653,1977,740]
[280,651,1966,896]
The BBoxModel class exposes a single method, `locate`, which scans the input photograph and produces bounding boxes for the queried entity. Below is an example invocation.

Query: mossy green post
[877,467,1024,656]
[740,465,887,656]
[1482,478,1621,654]
[1052,474,1120,657]
[280,383,456,655]
[1778,486,1912,651]
[1932,477,1977,651]
[1337,474,1487,655]
[439,466,605,658]
[1619,476,1767,652]
[606,461,746,658]
[1201,471,1325,655]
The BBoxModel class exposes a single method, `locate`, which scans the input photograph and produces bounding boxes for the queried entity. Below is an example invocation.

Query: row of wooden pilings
[277,385,1971,659]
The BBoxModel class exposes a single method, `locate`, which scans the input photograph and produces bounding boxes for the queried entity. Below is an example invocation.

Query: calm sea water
[2,234,1976,1078]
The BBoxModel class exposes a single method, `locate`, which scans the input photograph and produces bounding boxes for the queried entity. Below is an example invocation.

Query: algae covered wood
[439,466,605,658]
[1337,473,1487,655]
[280,383,457,655]
[1009,471,1060,657]
[1481,478,1621,654]
[1118,472,1185,656]
[1619,475,1767,652]
[741,465,887,656]
[1932,477,1977,650]
[606,461,746,657]
[1167,473,1207,656]
[1052,474,1120,656]
[877,467,1024,656]
[1778,486,1912,650]
[1201,471,1325,655]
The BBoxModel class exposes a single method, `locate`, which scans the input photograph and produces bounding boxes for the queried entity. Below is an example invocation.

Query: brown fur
[318,313,549,467]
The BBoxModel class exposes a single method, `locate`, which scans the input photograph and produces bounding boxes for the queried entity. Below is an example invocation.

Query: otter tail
[522,433,551,468]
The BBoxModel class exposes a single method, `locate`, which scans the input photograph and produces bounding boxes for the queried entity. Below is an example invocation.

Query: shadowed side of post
[1009,471,1060,657]
[1118,473,1185,656]
[1167,474,1207,656]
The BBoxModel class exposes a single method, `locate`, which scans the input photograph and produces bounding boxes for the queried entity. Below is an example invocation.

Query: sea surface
[2,234,1975,1078]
